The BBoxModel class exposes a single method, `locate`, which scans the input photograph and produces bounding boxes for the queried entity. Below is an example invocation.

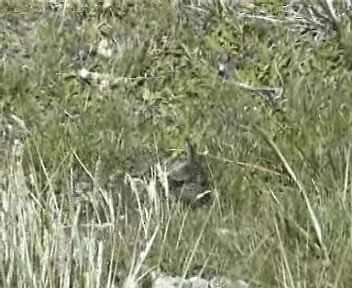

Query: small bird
[167,138,208,204]
[167,138,207,185]
[214,51,237,80]
[178,182,209,203]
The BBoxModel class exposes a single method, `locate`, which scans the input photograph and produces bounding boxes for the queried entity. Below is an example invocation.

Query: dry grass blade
[177,201,215,288]
[274,221,295,288]
[3,0,352,286]
[123,226,160,288]
[254,125,330,264]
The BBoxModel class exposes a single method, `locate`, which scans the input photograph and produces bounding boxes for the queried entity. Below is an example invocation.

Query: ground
[1,0,352,287]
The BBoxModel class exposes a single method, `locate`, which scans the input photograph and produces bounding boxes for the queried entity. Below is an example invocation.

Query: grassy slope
[1,0,352,287]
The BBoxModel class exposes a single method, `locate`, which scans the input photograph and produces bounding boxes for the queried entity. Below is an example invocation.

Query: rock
[151,272,250,288]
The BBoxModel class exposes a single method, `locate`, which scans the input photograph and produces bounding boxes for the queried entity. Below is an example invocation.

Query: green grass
[2,0,352,287]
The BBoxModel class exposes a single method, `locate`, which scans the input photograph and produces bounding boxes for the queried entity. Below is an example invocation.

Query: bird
[167,138,207,185]
[167,138,208,204]
[178,182,209,204]
[214,51,237,80]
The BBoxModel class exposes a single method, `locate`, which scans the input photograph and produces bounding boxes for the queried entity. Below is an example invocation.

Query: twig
[231,80,284,104]
[206,154,283,177]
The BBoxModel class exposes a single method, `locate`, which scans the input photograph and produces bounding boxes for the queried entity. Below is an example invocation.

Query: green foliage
[2,1,352,287]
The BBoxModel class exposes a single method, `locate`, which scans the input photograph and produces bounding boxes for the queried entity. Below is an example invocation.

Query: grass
[2,0,352,287]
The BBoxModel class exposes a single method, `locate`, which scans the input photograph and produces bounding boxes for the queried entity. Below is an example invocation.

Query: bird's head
[185,137,196,161]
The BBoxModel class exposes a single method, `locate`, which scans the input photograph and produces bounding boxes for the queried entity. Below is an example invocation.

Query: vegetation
[2,0,352,287]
